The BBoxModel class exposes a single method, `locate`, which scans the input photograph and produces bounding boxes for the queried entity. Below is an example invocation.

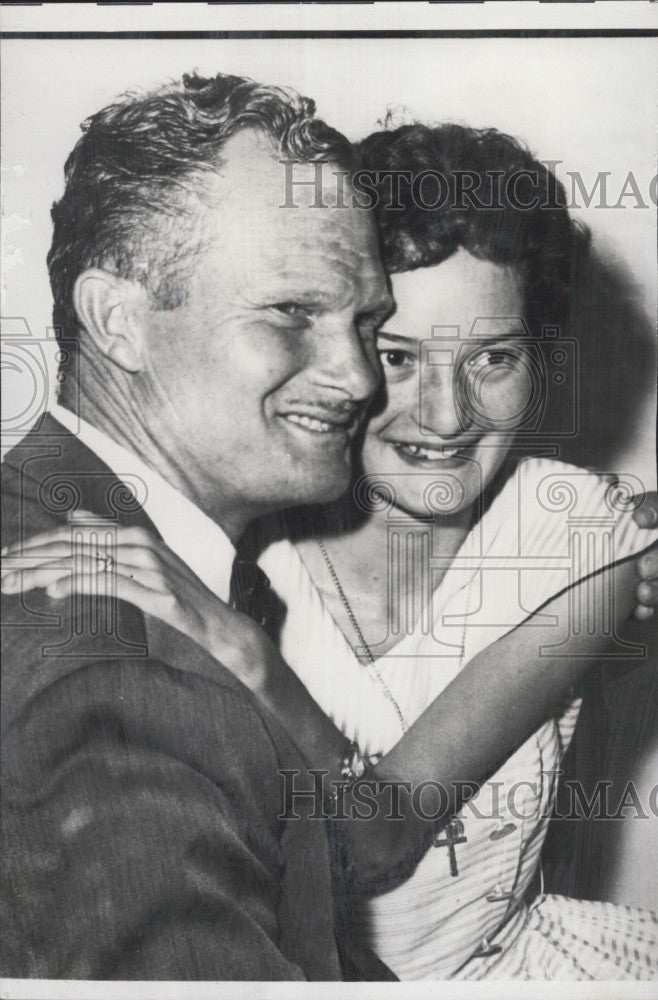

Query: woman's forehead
[384,249,524,341]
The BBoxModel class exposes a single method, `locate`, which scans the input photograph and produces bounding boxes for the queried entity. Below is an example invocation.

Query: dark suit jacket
[1,416,392,981]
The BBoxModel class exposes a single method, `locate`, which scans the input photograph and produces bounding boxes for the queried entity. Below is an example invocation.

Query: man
[1,72,393,980]
[2,70,657,983]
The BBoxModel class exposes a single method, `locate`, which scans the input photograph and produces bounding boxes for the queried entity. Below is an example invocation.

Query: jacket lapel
[144,615,344,980]
[4,415,391,981]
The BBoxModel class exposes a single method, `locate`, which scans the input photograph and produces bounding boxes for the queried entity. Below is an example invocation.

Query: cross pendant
[433,818,467,876]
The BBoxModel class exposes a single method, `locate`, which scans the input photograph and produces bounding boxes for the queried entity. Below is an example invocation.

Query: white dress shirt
[50,404,235,603]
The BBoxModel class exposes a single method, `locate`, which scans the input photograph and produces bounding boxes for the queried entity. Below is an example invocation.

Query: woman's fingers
[633,495,658,529]
[1,518,107,556]
[2,552,171,597]
[637,546,658,582]
[3,522,191,598]
[636,578,658,606]
[631,547,658,618]
[2,537,167,581]
[45,570,174,620]
[3,563,75,594]
[2,522,160,558]
[0,539,76,577]
[0,510,100,556]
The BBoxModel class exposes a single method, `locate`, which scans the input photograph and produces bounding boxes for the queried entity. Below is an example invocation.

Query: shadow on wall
[550,245,657,478]
[541,245,657,907]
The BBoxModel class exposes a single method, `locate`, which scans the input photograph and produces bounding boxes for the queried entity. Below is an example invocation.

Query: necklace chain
[316,537,409,733]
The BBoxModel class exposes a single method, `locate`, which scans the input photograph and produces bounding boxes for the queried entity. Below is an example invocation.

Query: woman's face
[361,248,533,519]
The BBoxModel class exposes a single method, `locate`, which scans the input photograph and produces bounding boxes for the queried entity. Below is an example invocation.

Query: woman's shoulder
[494,456,651,530]
[484,454,657,578]
[496,455,614,509]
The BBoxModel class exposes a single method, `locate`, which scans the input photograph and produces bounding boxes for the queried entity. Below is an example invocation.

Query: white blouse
[259,457,658,979]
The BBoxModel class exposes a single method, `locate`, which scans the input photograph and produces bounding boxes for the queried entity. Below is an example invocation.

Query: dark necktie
[229,556,283,644]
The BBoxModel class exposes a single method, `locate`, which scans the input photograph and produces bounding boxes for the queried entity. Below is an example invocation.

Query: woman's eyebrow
[468,329,530,344]
[376,330,417,346]
[377,327,529,347]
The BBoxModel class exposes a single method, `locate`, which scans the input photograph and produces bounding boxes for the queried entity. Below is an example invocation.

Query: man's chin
[286,461,352,508]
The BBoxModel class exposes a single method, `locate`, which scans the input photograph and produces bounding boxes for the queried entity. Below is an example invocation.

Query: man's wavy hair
[48,71,354,349]
[355,123,589,334]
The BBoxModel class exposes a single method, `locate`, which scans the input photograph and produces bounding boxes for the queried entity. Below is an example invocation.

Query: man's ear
[73,268,148,373]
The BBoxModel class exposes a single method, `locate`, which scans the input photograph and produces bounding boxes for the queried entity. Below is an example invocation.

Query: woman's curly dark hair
[355,123,589,334]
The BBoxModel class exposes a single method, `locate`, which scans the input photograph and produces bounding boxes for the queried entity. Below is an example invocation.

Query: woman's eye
[464,347,522,374]
[481,351,509,366]
[379,348,411,368]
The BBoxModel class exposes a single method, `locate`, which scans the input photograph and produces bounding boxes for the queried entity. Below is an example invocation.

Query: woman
[4,123,658,979]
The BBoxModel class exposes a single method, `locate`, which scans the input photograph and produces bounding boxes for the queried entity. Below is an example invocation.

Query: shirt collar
[50,404,235,602]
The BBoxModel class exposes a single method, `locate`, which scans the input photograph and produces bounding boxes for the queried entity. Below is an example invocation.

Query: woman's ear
[73,268,148,373]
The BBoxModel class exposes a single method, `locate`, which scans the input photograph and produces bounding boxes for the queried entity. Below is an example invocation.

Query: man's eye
[271,302,310,318]
[379,348,412,368]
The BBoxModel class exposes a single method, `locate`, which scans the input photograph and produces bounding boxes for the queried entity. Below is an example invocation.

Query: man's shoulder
[2,415,143,541]
[2,421,289,770]
[1,545,281,775]
[3,420,72,539]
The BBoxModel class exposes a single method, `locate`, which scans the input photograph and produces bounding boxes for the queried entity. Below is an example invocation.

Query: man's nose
[315,317,379,402]
[417,353,466,437]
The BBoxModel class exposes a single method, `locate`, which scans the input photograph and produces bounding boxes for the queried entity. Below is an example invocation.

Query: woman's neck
[296,500,474,660]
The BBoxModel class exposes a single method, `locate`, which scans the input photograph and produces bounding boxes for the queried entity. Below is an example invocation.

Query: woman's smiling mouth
[385,438,480,463]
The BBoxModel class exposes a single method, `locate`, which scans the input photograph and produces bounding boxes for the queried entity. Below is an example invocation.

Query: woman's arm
[361,557,654,882]
[2,528,655,889]
[256,554,653,887]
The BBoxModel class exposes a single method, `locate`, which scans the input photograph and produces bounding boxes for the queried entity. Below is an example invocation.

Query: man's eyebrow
[361,294,395,321]
[249,285,334,306]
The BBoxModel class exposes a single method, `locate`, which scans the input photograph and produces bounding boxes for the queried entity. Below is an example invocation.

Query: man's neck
[58,392,252,545]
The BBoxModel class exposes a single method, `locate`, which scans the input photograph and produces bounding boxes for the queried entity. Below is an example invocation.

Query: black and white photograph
[1,3,657,996]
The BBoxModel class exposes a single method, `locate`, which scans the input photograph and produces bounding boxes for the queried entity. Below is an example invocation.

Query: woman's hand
[0,515,273,692]
[632,492,658,620]
[1,512,351,782]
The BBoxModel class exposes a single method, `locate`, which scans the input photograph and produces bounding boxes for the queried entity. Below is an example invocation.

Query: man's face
[139,130,391,525]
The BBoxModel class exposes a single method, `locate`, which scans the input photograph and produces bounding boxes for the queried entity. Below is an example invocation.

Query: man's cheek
[228,321,300,369]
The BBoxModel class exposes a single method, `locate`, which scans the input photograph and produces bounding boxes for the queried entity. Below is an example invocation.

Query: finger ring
[95,551,114,574]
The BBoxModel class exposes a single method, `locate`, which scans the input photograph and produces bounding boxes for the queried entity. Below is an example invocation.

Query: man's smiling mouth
[279,410,358,436]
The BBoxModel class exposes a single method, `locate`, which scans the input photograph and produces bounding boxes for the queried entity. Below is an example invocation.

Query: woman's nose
[417,354,466,437]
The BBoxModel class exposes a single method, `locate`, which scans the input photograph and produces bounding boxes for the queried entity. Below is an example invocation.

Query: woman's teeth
[392,441,464,460]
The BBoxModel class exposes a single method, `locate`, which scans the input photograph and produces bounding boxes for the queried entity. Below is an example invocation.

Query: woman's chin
[360,443,486,518]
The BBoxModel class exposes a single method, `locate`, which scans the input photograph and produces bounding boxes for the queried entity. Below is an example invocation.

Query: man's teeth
[284,413,338,433]
[393,442,463,460]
